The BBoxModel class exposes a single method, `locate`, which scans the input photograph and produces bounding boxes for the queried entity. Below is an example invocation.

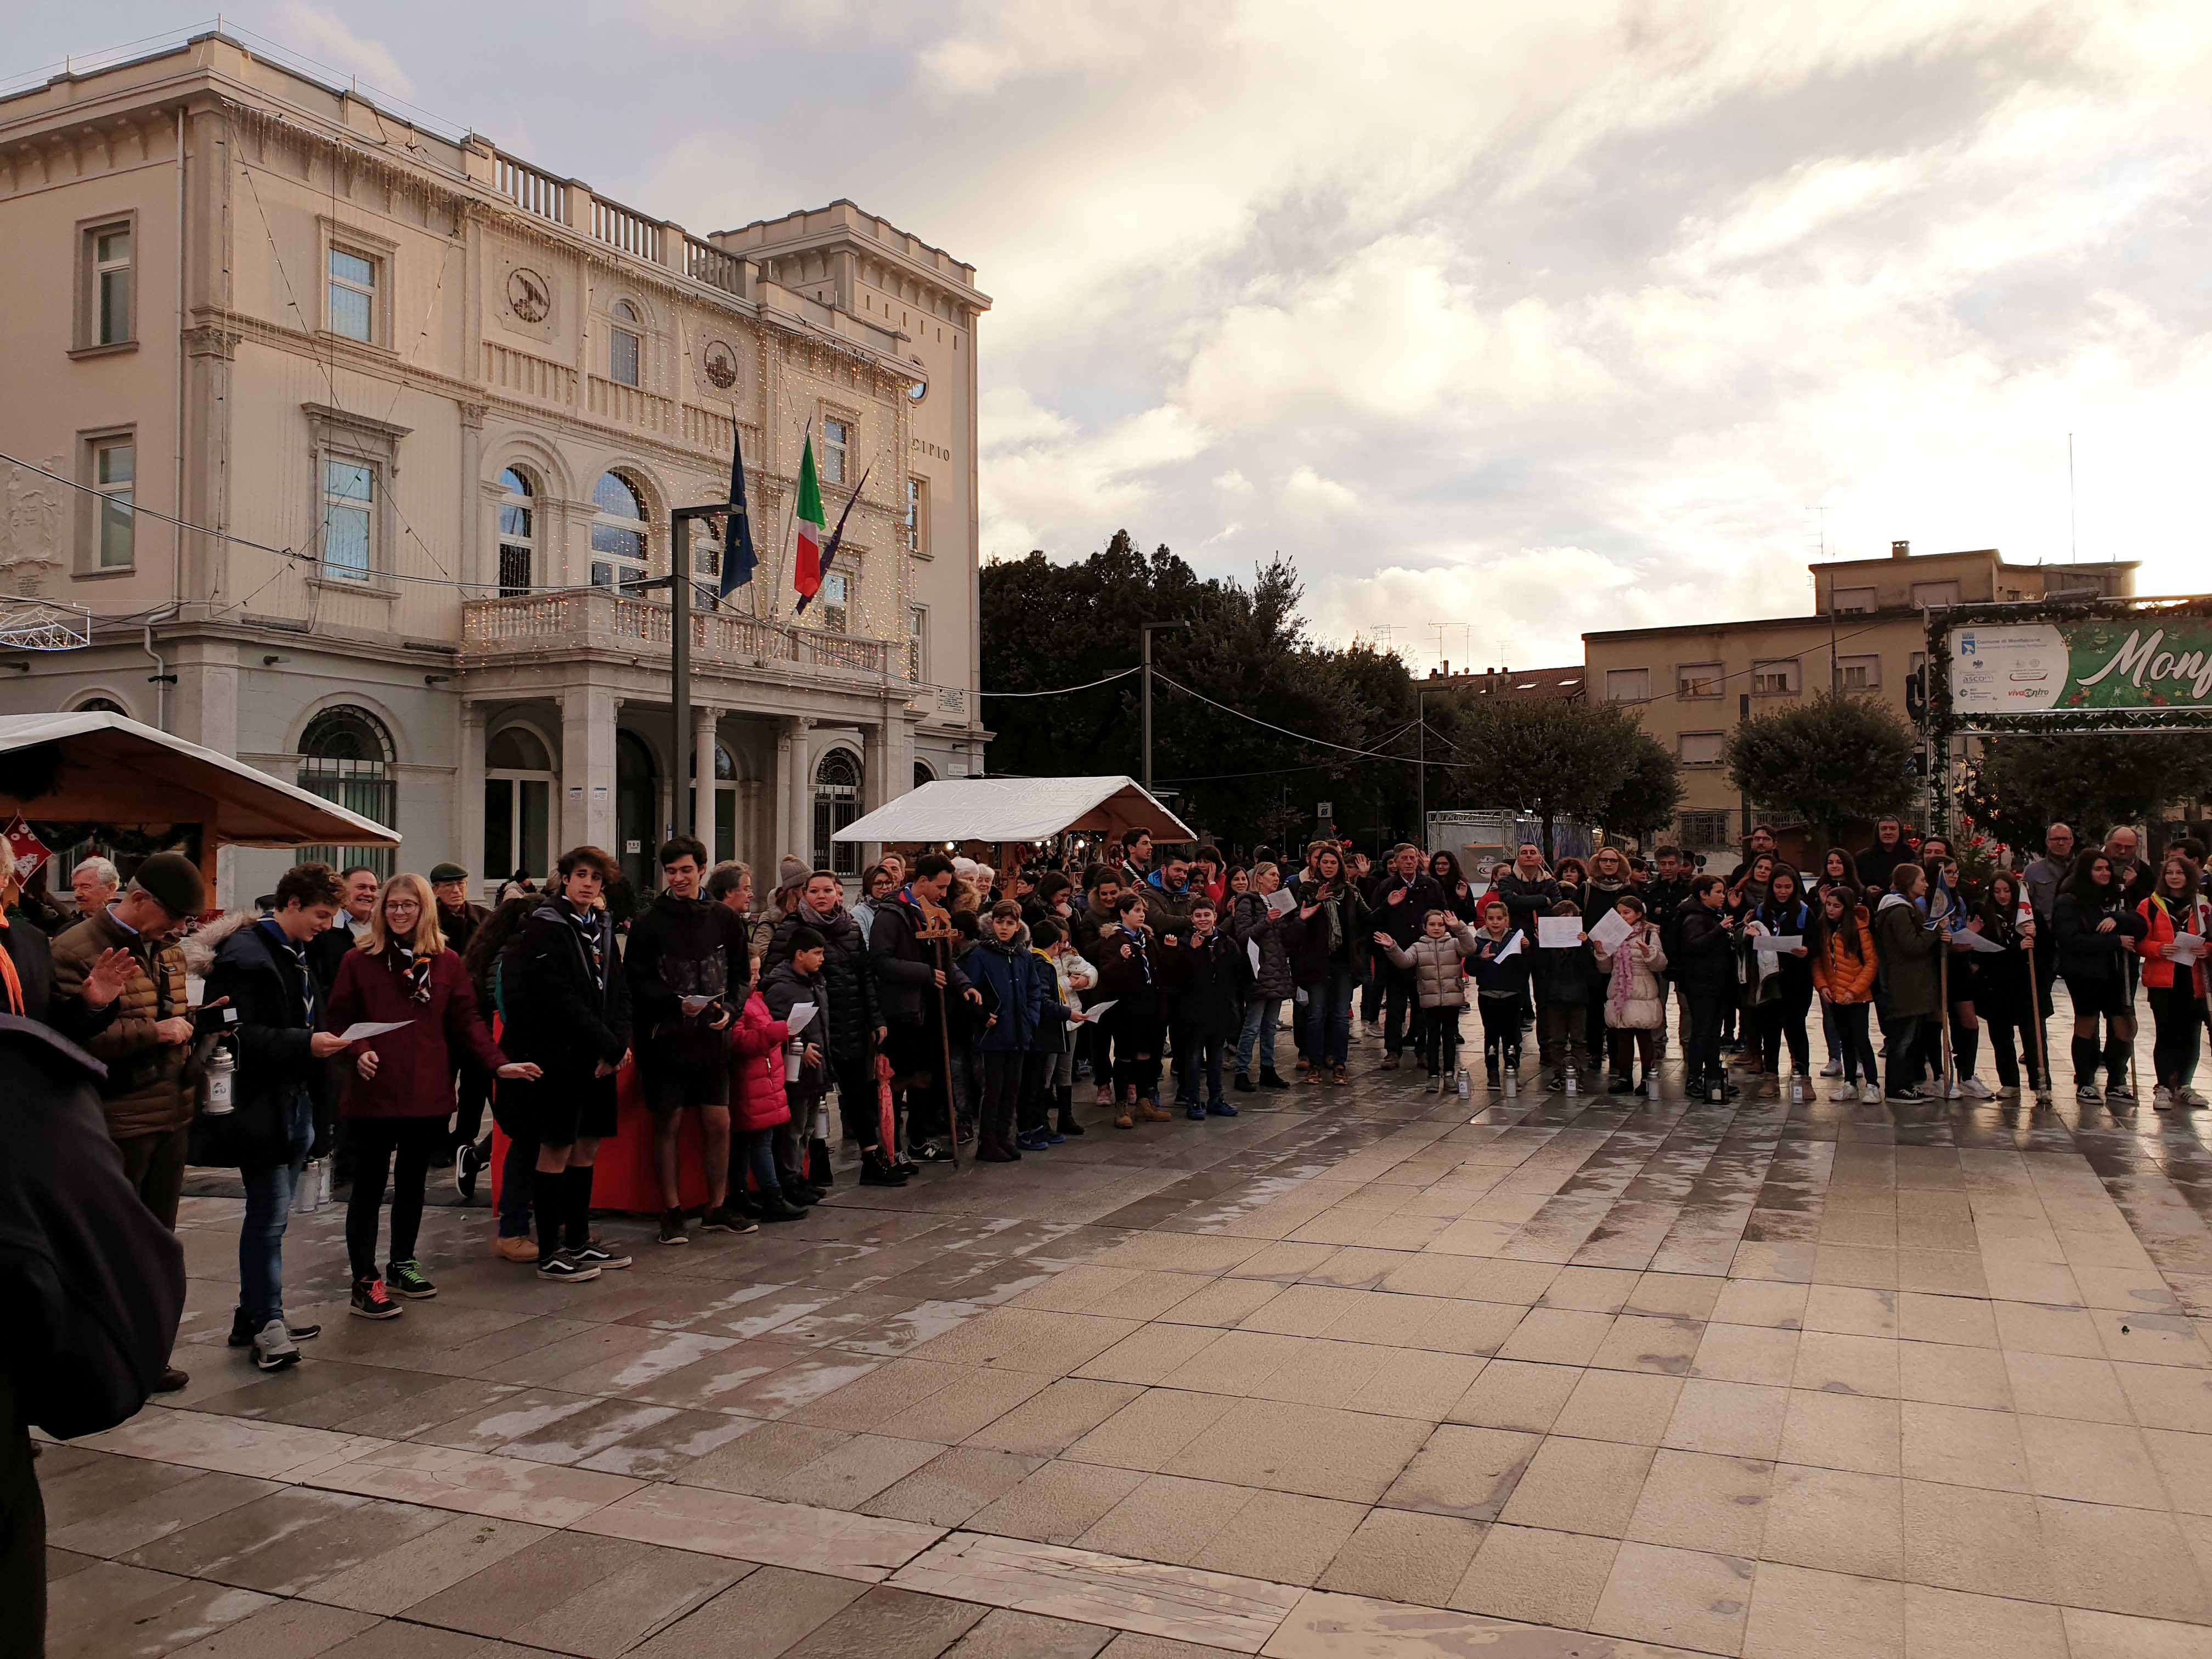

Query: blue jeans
[238,1088,314,1329]
[1237,997,1281,1076]
[1300,967,1356,1066]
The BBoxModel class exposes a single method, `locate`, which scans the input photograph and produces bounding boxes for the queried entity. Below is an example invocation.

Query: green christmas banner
[1949,616,2212,716]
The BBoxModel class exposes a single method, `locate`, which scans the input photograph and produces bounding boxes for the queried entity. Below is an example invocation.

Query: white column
[561,683,619,853]
[782,715,815,868]
[458,701,487,898]
[694,703,719,856]
[861,718,889,871]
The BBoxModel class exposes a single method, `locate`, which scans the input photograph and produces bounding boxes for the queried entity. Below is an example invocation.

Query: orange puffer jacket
[2136,895,2210,995]
[1810,907,1879,1003]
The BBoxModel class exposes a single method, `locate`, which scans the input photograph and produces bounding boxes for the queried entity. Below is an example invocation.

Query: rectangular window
[86,223,133,346]
[322,460,374,580]
[1911,580,1960,608]
[1831,585,1877,613]
[905,477,928,555]
[822,417,849,485]
[1838,653,1881,691]
[1679,809,1733,849]
[1750,658,1800,695]
[1676,662,1723,698]
[93,438,134,568]
[328,247,377,343]
[907,605,927,683]
[609,326,640,387]
[820,568,850,633]
[497,544,531,597]
[1603,667,1649,702]
[1677,731,1725,767]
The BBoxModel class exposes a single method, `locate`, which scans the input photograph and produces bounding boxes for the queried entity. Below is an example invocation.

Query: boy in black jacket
[1532,900,1596,1089]
[625,836,748,1246]
[498,846,633,1283]
[1159,898,1243,1119]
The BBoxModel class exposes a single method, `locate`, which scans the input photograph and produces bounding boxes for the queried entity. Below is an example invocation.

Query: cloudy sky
[16,2,2210,666]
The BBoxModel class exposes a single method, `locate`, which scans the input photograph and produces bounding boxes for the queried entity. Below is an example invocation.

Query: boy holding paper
[1466,899,1532,1087]
[1530,901,1596,1091]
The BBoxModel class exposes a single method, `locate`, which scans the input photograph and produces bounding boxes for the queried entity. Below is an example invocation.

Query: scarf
[797,895,844,932]
[1606,924,1644,1024]
[554,901,606,989]
[258,918,317,1026]
[392,944,435,1004]
[0,911,23,1016]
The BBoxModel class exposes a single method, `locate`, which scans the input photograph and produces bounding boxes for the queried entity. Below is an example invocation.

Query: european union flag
[717,424,757,603]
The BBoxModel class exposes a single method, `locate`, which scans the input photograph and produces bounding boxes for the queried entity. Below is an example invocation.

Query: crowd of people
[4,815,2210,1394]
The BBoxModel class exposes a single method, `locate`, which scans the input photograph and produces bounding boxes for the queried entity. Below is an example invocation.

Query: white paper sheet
[1587,908,1635,953]
[679,995,715,1015]
[1948,927,2007,953]
[1248,940,1262,975]
[783,1001,817,1036]
[1265,887,1298,916]
[1752,935,1804,954]
[1536,916,1584,949]
[1492,932,1522,962]
[1081,999,1117,1022]
[336,1020,411,1041]
[2172,934,2207,963]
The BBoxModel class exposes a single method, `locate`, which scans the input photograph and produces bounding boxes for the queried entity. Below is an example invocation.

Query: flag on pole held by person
[716,423,757,603]
[791,436,826,607]
[795,465,871,618]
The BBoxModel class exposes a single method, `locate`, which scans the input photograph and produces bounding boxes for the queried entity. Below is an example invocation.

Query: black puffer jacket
[498,900,631,1077]
[1230,891,1299,1001]
[1672,901,1739,994]
[868,892,973,1024]
[195,918,338,1170]
[766,906,879,1063]
[2053,888,2148,988]
[1286,877,1370,981]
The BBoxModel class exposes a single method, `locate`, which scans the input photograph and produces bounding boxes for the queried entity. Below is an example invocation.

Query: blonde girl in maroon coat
[327,872,538,1318]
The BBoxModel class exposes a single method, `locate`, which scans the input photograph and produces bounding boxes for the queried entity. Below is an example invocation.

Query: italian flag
[792,435,825,605]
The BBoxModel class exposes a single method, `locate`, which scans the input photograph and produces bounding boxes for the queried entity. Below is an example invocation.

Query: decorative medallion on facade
[702,339,738,388]
[506,267,551,323]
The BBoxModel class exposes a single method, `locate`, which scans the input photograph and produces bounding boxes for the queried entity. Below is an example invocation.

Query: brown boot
[1137,1100,1175,1122]
[1115,1089,1136,1129]
[1330,1063,1349,1087]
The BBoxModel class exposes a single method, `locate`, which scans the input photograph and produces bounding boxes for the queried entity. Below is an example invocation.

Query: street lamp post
[656,504,733,838]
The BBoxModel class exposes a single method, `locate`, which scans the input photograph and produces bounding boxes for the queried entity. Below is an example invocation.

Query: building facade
[1583,544,2136,858]
[0,31,989,904]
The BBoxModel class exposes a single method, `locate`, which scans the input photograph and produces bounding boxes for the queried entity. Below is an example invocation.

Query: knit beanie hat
[777,855,809,891]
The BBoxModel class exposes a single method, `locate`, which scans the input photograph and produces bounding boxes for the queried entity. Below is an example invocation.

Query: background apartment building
[0,30,988,905]
[1584,543,2136,861]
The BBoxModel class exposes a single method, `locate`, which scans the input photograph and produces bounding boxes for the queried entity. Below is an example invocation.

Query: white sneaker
[1832,1085,1861,1102]
[1944,1080,1964,1099]
[2181,1086,2210,1109]
[1860,1085,1881,1105]
[1959,1077,1992,1099]
[1999,1084,2020,1098]
[2153,1086,2176,1111]
[1820,1059,1842,1078]
[252,1318,300,1373]
[2076,1084,2104,1104]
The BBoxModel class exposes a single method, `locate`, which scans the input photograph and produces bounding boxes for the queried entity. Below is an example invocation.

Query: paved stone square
[39,1027,2212,1658]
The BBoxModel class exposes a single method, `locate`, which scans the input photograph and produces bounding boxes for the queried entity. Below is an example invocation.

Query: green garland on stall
[1923,595,2212,748]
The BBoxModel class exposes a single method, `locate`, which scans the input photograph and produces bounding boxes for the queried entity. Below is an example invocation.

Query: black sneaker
[1233,1073,1255,1093]
[913,1139,952,1164]
[699,1206,758,1234]
[573,1240,631,1270]
[1259,1069,1291,1090]
[658,1209,690,1246]
[350,1277,403,1319]
[757,1194,808,1223]
[454,1140,482,1203]
[890,1154,919,1177]
[537,1249,601,1282]
[781,1184,821,1209]
[860,1152,910,1187]
[386,1259,437,1299]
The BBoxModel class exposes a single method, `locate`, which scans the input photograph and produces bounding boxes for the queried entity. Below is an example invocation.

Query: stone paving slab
[40,1023,2212,1657]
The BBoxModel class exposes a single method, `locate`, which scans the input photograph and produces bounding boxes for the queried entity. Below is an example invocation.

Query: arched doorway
[813,749,862,876]
[298,706,397,876]
[485,724,555,885]
[617,729,657,894]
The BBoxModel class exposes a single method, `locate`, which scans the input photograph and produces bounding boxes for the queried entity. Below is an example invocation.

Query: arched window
[913,760,935,791]
[75,697,127,716]
[609,300,641,387]
[485,724,555,883]
[496,467,535,596]
[591,471,648,589]
[812,748,862,876]
[298,705,397,877]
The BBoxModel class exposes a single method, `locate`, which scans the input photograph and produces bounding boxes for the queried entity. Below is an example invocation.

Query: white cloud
[269,2,415,98]
[1283,466,1358,514]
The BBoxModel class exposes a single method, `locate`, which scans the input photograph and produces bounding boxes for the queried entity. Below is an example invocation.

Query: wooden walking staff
[914,896,962,1170]
[2022,926,2053,1105]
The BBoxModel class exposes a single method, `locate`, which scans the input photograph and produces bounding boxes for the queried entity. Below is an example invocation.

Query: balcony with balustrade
[460,588,899,690]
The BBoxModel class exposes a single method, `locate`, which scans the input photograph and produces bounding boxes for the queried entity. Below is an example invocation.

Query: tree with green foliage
[1596,731,1686,844]
[1959,731,2212,847]
[1723,693,1917,843]
[1431,696,1648,853]
[978,533,1411,848]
